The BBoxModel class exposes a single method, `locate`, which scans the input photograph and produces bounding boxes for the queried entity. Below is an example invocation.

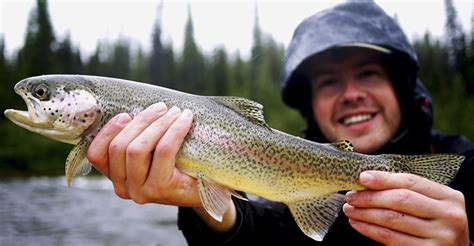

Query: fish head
[4,75,100,144]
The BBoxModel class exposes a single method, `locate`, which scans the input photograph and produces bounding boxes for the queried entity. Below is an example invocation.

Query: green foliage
[18,0,58,77]
[1,1,472,177]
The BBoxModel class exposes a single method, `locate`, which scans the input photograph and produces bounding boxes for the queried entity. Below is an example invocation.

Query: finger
[126,106,182,195]
[343,203,435,238]
[147,109,194,187]
[346,189,443,219]
[359,171,455,200]
[87,113,131,177]
[348,218,425,245]
[108,103,167,197]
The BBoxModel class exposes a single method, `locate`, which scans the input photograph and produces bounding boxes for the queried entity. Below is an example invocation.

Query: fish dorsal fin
[288,193,345,241]
[65,138,92,186]
[331,140,354,151]
[211,96,270,130]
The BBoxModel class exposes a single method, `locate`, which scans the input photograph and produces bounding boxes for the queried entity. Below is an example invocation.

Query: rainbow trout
[4,75,464,241]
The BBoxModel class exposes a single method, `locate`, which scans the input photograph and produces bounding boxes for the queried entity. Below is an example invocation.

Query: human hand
[87,102,201,207]
[343,171,469,245]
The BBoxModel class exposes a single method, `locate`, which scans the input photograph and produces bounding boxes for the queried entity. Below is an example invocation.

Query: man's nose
[340,79,366,104]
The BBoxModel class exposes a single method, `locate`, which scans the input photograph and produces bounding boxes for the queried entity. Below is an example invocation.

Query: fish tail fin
[384,154,465,185]
[287,193,345,241]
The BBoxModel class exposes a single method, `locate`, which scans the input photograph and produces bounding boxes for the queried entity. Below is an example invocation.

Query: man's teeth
[343,114,373,125]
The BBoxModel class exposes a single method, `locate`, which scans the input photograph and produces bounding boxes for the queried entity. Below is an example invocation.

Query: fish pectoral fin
[288,193,345,241]
[197,176,234,222]
[65,139,92,187]
[330,140,354,152]
[210,96,271,130]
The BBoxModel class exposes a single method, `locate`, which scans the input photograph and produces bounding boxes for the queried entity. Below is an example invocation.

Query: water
[0,176,187,246]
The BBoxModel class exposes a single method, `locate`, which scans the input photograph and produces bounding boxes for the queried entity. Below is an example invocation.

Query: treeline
[0,0,473,176]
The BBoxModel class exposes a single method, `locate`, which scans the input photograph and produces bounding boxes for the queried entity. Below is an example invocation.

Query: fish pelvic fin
[197,173,246,222]
[383,154,465,185]
[210,96,271,130]
[65,138,92,187]
[288,193,345,241]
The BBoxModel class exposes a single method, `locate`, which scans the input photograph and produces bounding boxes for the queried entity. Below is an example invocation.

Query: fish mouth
[5,108,55,133]
[4,108,80,144]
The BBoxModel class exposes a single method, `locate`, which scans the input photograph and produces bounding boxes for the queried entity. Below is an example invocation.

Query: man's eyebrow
[355,58,380,68]
[313,68,336,76]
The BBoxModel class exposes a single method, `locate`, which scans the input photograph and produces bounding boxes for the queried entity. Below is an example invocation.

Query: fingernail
[168,106,181,115]
[115,113,131,124]
[181,109,193,119]
[150,102,167,112]
[360,172,373,184]
[345,190,356,201]
[342,203,353,213]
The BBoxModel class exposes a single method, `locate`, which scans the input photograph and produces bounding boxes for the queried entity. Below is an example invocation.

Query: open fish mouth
[4,108,55,133]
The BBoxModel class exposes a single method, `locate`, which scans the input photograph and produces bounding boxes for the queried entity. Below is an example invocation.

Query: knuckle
[113,185,130,200]
[443,207,467,225]
[109,139,125,156]
[86,148,102,164]
[404,173,419,189]
[375,226,393,243]
[437,230,459,245]
[156,142,175,159]
[452,189,465,203]
[385,210,405,225]
[391,190,410,206]
[126,142,146,159]
[130,193,148,205]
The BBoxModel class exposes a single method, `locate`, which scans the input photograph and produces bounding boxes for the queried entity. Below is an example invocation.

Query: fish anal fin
[65,139,92,187]
[331,140,354,152]
[197,174,233,222]
[288,193,345,241]
[211,96,270,130]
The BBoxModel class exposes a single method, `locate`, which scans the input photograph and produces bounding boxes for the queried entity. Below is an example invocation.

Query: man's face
[309,48,401,154]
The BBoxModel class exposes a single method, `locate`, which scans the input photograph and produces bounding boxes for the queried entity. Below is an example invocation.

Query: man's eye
[359,69,377,77]
[317,79,337,88]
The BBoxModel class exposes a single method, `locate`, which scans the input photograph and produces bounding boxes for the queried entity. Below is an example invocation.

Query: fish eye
[32,84,50,100]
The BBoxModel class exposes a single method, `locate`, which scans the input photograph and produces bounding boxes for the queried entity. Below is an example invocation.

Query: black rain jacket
[178,2,474,245]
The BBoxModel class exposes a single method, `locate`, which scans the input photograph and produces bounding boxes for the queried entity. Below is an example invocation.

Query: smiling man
[307,48,401,154]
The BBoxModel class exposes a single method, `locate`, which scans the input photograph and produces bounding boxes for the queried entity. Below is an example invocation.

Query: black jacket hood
[280,1,434,153]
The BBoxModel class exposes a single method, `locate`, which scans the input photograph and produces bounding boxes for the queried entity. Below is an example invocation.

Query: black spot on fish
[55,110,58,113]
[68,103,71,107]
[82,120,86,123]
[84,114,88,117]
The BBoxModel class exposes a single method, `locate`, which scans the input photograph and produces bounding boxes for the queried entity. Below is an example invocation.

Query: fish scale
[4,74,465,242]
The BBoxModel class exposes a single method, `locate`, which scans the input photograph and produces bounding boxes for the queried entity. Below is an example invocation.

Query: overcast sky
[0,0,473,59]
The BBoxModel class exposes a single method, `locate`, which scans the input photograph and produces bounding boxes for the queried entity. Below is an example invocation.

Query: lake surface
[0,176,187,246]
